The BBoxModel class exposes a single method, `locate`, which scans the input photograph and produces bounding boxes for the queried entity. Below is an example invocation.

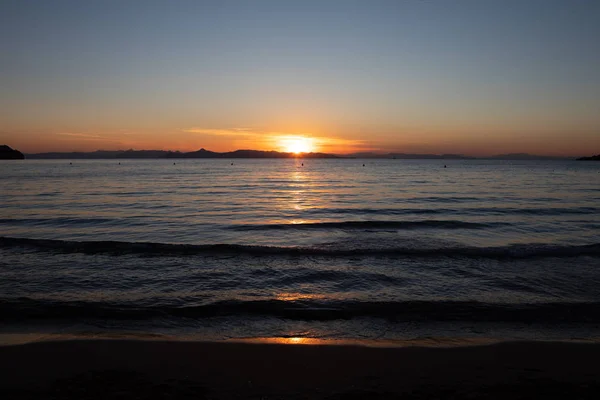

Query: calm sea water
[1,159,599,343]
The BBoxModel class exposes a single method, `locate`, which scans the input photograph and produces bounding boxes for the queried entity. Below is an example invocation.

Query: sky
[1,0,599,156]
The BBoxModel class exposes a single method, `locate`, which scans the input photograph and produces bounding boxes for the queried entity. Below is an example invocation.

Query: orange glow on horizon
[6,126,595,157]
[277,136,315,154]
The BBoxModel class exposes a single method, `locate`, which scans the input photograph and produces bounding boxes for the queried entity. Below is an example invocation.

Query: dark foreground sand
[1,339,599,399]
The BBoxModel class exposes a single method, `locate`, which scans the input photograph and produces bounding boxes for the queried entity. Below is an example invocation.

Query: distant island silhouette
[577,154,600,161]
[345,152,571,160]
[346,152,472,160]
[0,145,25,160]
[3,145,586,160]
[24,148,340,160]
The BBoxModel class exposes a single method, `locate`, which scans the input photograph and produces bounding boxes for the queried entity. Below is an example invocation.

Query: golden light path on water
[272,160,331,225]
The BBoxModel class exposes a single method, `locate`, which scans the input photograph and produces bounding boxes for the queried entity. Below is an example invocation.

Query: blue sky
[1,0,599,155]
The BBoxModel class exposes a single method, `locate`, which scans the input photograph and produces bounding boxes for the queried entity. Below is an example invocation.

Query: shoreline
[0,332,508,348]
[3,330,600,348]
[2,338,600,399]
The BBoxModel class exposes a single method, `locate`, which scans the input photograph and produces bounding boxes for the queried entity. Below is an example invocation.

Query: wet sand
[1,339,599,399]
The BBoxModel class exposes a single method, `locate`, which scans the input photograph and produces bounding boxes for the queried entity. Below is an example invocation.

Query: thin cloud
[183,127,255,136]
[56,132,122,143]
[56,132,102,139]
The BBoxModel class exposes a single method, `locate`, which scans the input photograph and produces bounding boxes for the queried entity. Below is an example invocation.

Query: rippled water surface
[1,159,599,342]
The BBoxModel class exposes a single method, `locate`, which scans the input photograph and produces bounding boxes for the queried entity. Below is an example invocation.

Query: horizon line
[9,146,590,159]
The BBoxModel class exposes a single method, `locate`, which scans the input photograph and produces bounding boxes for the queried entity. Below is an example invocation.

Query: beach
[1,339,600,399]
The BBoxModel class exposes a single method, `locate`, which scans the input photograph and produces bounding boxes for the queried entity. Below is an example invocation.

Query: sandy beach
[1,339,599,399]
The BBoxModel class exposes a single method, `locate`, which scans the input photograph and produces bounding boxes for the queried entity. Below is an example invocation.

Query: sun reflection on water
[235,337,323,345]
[274,159,328,220]
[275,292,325,301]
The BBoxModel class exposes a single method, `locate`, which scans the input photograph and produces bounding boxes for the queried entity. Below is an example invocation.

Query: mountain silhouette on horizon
[24,148,340,160]
[19,147,576,160]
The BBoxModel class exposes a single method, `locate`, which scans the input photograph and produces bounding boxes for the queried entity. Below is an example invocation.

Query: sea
[1,158,599,345]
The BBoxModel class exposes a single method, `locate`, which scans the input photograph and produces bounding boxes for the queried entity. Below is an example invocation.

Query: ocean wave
[228,220,503,231]
[1,237,599,259]
[0,217,126,226]
[313,207,600,216]
[2,298,599,323]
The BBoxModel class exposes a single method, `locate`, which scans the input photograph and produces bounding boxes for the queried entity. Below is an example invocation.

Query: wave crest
[1,236,599,259]
[2,298,600,323]
[228,220,504,231]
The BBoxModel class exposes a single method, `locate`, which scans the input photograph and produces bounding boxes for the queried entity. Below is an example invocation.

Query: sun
[279,136,314,154]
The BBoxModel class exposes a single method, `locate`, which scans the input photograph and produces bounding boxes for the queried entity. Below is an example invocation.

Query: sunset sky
[1,0,599,156]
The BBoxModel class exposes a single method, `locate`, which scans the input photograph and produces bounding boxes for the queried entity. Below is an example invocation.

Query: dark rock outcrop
[577,154,600,161]
[0,145,25,160]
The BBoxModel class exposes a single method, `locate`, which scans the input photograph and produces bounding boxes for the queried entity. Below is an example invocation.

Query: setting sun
[278,136,315,154]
